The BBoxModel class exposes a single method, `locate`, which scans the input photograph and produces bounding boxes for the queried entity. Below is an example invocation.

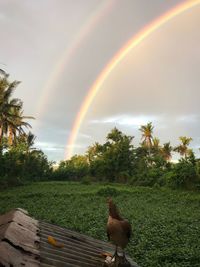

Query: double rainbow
[66,0,200,159]
[35,0,115,122]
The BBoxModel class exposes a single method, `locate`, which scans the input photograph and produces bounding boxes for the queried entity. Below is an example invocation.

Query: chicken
[106,198,131,260]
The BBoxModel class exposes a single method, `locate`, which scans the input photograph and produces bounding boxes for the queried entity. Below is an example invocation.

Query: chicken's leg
[122,250,126,259]
[112,245,118,259]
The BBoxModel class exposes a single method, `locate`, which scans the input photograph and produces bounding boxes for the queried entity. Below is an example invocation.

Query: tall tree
[103,128,134,181]
[7,104,33,146]
[87,142,103,163]
[152,137,161,153]
[0,71,34,145]
[139,122,154,157]
[174,136,193,159]
[161,142,173,161]
[0,70,21,143]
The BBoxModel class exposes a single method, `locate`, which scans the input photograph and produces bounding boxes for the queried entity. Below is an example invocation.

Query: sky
[0,0,200,162]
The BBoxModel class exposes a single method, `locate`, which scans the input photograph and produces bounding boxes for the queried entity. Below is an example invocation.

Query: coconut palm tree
[139,122,154,150]
[0,71,34,145]
[0,96,21,143]
[26,132,36,149]
[16,131,36,153]
[162,142,173,161]
[7,105,34,146]
[152,137,160,150]
[0,72,21,143]
[174,136,193,158]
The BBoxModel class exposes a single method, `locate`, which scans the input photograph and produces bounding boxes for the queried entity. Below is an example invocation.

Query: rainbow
[66,0,200,159]
[34,0,115,124]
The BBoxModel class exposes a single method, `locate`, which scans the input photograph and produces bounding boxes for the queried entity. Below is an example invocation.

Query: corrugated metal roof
[39,221,139,267]
[0,209,139,267]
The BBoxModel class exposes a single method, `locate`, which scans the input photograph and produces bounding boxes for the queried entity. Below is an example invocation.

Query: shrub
[0,175,23,189]
[165,161,198,189]
[133,168,163,187]
[97,186,119,197]
[118,171,130,183]
[81,176,93,185]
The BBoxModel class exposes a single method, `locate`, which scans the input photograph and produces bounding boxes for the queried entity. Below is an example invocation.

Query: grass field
[0,182,200,267]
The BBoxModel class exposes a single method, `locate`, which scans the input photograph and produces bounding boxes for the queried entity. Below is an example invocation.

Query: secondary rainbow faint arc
[66,0,200,159]
[34,0,115,122]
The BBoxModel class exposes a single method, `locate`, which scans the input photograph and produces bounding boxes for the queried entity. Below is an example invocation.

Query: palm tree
[162,142,173,161]
[16,132,36,153]
[0,73,21,143]
[139,122,154,150]
[26,132,36,149]
[0,72,34,145]
[7,104,33,146]
[152,137,160,150]
[174,136,193,158]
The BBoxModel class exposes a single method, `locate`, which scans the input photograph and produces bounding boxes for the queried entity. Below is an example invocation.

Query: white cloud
[90,114,162,127]
[78,133,92,139]
[66,144,87,149]
[177,114,199,123]
[35,141,65,151]
[35,141,87,152]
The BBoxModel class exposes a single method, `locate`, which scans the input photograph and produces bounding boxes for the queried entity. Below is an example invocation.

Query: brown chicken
[106,198,131,259]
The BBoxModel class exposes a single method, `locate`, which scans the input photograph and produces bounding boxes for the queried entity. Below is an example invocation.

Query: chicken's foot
[112,245,118,259]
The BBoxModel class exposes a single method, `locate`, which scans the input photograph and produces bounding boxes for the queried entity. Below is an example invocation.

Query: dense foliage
[0,70,53,188]
[55,125,200,190]
[1,182,200,267]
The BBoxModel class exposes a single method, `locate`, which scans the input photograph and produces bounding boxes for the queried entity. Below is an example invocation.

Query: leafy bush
[0,148,53,188]
[165,161,197,189]
[118,171,130,183]
[0,175,23,189]
[54,155,89,181]
[133,168,163,187]
[81,176,93,185]
[97,186,119,197]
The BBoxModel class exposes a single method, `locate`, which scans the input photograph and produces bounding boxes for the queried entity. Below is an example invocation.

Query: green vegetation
[1,182,200,267]
[0,70,53,188]
[54,126,200,191]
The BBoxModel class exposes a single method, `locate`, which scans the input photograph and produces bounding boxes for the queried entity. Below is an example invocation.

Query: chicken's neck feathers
[109,203,123,220]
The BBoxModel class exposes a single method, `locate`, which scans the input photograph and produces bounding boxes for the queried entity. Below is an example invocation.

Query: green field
[0,182,200,267]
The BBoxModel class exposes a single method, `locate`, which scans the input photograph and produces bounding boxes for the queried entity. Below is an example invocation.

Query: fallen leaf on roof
[47,236,64,248]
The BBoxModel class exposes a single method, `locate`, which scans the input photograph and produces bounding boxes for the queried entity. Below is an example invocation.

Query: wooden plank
[0,241,39,267]
[0,209,40,267]
[0,221,39,255]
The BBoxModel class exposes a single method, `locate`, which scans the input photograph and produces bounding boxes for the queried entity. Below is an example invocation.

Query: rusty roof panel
[0,209,139,267]
[40,221,139,267]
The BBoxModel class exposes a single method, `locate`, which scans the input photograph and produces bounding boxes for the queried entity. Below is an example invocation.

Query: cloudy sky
[0,0,200,162]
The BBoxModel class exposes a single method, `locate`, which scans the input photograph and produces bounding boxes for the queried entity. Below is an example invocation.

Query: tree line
[54,124,200,190]
[0,70,52,188]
